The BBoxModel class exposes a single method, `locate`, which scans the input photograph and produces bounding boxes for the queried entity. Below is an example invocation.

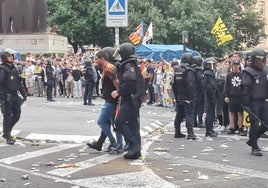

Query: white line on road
[0,144,81,164]
[72,167,176,188]
[176,157,268,180]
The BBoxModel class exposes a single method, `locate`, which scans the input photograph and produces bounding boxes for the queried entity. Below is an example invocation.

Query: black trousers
[174,102,194,134]
[1,95,22,134]
[84,82,94,104]
[114,100,141,146]
[248,100,268,148]
[46,79,54,100]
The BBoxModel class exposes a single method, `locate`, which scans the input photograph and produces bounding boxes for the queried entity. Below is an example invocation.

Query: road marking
[150,122,161,129]
[46,154,121,177]
[0,144,81,164]
[144,126,154,133]
[72,167,176,188]
[25,133,97,143]
[175,157,268,180]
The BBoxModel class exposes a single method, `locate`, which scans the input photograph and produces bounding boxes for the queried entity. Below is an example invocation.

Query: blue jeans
[97,102,123,149]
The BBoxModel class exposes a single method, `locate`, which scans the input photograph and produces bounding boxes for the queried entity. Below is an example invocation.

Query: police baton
[241,104,268,128]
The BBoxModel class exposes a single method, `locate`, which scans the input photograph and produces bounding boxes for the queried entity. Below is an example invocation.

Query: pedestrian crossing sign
[106,0,128,27]
[108,0,126,15]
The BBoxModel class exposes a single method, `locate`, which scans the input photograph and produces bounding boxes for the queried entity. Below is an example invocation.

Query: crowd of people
[0,44,268,158]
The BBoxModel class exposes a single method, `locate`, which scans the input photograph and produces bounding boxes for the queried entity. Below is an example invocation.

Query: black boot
[123,143,141,159]
[87,131,107,151]
[186,128,196,140]
[124,151,141,159]
[174,128,186,138]
[2,133,15,145]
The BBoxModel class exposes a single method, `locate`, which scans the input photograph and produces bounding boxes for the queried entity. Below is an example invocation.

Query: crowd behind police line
[0,45,268,158]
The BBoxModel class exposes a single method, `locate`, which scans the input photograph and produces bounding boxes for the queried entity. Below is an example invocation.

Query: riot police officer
[241,48,268,156]
[172,53,197,140]
[83,58,96,105]
[45,60,55,101]
[0,48,27,145]
[203,58,219,137]
[111,43,141,159]
[192,56,204,128]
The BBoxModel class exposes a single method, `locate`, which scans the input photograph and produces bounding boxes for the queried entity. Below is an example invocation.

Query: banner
[142,22,153,44]
[129,21,144,45]
[211,17,233,46]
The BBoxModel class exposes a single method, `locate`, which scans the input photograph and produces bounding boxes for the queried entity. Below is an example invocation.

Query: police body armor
[243,66,268,100]
[194,67,203,93]
[119,57,137,97]
[0,64,21,94]
[174,65,193,101]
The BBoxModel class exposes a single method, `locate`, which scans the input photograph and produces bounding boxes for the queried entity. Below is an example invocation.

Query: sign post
[106,0,128,47]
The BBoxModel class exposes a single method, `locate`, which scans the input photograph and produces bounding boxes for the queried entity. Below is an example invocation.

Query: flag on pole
[128,21,144,45]
[142,22,153,44]
[211,17,233,46]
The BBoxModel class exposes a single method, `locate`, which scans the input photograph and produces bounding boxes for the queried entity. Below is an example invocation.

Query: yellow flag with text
[211,17,233,46]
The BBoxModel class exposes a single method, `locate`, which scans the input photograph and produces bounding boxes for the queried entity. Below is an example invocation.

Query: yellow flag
[211,17,233,46]
[243,110,250,128]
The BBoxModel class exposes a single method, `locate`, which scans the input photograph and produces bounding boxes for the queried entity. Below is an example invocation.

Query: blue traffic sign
[108,0,126,15]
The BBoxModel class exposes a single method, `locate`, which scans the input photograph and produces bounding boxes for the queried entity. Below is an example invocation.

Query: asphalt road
[0,96,268,188]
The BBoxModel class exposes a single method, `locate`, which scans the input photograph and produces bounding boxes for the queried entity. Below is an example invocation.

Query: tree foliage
[47,0,265,56]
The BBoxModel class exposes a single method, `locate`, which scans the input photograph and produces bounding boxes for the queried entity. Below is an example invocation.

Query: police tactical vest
[174,66,193,100]
[243,67,268,100]
[0,64,21,93]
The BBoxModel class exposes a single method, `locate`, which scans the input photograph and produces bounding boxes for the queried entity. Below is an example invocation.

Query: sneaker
[226,128,235,134]
[205,131,218,137]
[220,126,226,132]
[214,126,222,132]
[87,141,102,151]
[104,142,120,152]
[123,144,130,152]
[238,128,247,136]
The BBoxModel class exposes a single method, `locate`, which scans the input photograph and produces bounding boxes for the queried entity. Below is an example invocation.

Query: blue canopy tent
[135,44,200,62]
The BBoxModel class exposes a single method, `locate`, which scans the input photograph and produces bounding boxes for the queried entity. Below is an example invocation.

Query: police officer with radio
[111,43,141,159]
[203,58,219,137]
[0,48,27,145]
[172,53,197,140]
[241,48,268,156]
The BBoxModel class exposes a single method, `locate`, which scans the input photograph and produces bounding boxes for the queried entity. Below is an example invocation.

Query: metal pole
[115,27,119,47]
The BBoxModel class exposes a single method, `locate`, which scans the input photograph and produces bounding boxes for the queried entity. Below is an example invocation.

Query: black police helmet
[251,48,266,70]
[102,46,115,62]
[180,53,193,65]
[203,57,216,71]
[114,43,136,61]
[84,58,92,66]
[1,48,16,62]
[193,56,203,67]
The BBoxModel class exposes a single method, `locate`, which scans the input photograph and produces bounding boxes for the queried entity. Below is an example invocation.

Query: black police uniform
[0,50,27,144]
[83,60,96,105]
[114,43,141,159]
[193,65,204,127]
[203,59,219,137]
[172,53,197,140]
[45,63,55,101]
[241,48,268,156]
